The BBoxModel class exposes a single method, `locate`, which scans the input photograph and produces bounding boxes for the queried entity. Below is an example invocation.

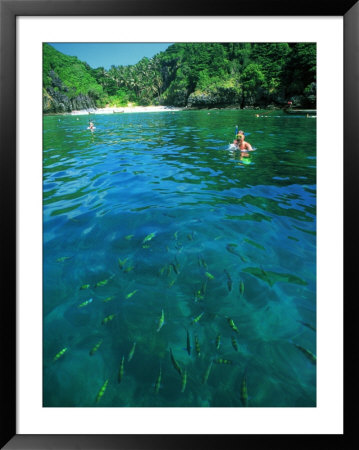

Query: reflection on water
[43,110,316,407]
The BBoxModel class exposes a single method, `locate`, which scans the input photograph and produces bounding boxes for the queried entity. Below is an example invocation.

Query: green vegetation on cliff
[43,42,316,113]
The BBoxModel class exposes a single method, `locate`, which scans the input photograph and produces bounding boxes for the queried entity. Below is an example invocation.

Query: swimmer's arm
[246,142,253,151]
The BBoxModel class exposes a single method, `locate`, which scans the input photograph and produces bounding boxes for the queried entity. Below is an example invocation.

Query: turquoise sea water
[43,109,316,407]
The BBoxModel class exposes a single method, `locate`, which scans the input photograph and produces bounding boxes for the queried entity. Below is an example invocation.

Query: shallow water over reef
[43,109,316,407]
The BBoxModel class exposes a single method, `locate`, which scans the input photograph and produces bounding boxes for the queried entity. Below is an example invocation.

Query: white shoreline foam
[71,105,184,115]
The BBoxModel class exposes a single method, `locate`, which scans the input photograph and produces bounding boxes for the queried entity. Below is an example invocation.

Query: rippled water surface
[43,110,316,407]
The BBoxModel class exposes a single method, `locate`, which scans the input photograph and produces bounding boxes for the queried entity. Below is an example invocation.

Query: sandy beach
[71,105,184,115]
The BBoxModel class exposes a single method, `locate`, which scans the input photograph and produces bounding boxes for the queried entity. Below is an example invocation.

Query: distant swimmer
[255,113,274,118]
[87,121,96,131]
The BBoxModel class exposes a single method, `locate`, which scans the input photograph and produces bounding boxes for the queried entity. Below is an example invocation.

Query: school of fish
[50,228,315,407]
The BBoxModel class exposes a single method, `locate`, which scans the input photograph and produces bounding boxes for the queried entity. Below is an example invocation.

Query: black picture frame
[1,0,356,448]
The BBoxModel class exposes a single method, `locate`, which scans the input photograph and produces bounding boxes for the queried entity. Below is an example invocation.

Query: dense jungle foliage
[43,42,316,113]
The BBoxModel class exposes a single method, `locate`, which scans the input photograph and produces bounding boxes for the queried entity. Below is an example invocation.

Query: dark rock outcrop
[187,86,242,108]
[71,94,96,111]
[161,88,189,107]
[43,69,97,113]
[43,88,96,113]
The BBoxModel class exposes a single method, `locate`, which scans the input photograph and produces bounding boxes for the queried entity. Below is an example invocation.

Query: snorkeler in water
[233,130,253,151]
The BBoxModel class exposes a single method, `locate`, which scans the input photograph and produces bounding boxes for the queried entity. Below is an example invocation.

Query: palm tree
[108,65,120,87]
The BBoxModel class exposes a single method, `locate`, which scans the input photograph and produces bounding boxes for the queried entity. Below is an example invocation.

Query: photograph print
[43,42,316,407]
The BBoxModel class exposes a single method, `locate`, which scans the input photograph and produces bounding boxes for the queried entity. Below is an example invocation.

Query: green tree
[282,43,316,98]
[251,43,290,81]
[241,63,266,105]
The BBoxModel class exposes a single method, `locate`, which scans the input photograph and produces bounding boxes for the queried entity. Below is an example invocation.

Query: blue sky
[49,43,172,69]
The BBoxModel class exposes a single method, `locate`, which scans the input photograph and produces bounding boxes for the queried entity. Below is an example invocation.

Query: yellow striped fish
[169,348,182,376]
[231,336,239,352]
[194,335,201,357]
[89,339,103,356]
[125,290,138,300]
[53,347,67,362]
[181,368,187,393]
[202,360,213,384]
[294,344,316,365]
[95,379,109,403]
[78,298,93,308]
[118,356,125,383]
[102,314,115,325]
[227,317,239,334]
[156,309,165,332]
[154,366,162,394]
[127,342,136,362]
[240,373,248,407]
